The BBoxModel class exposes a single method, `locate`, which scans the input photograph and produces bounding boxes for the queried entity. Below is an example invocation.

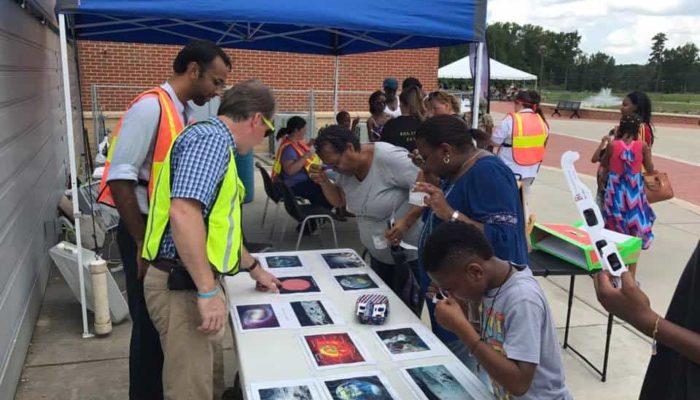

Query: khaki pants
[144,267,226,400]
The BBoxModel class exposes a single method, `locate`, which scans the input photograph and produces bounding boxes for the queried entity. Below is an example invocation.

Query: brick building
[78,41,439,113]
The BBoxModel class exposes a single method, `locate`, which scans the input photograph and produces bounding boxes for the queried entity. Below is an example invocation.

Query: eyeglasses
[261,114,275,137]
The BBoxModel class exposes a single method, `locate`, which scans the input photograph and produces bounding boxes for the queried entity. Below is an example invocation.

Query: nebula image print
[304,333,364,367]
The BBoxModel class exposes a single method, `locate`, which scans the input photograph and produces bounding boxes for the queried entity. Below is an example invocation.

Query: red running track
[543,133,700,206]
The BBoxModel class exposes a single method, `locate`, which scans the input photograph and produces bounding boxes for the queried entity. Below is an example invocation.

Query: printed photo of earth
[334,274,379,291]
[265,255,303,269]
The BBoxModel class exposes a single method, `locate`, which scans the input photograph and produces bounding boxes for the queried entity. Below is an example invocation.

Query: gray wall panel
[0,1,79,398]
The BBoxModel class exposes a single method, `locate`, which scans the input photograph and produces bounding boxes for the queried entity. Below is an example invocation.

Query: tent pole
[333,55,339,115]
[59,13,92,339]
[471,42,484,129]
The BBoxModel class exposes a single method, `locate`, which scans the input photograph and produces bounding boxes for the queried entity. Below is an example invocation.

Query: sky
[487,0,700,65]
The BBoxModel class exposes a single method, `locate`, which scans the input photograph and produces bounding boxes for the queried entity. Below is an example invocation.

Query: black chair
[278,180,339,250]
[256,162,284,240]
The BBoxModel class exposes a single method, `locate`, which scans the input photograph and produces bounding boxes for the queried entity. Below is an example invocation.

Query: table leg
[601,313,614,382]
[563,275,575,349]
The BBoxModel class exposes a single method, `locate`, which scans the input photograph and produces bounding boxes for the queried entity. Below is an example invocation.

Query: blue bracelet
[197,287,220,299]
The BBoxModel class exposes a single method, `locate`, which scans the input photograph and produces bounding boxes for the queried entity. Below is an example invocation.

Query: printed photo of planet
[335,274,379,291]
[236,304,280,330]
[266,255,303,269]
[324,375,394,400]
[278,276,321,294]
[322,252,366,269]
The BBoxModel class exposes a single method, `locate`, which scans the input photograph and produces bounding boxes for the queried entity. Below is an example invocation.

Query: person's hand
[309,167,331,186]
[250,267,281,293]
[135,241,149,280]
[413,182,453,221]
[594,271,659,336]
[197,290,226,334]
[384,218,409,246]
[426,282,440,302]
[307,138,316,147]
[303,150,314,160]
[435,297,472,333]
[409,149,426,169]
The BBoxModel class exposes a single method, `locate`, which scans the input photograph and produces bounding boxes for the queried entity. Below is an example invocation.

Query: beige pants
[144,267,226,400]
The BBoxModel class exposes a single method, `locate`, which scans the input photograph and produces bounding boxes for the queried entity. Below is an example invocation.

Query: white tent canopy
[439,56,537,81]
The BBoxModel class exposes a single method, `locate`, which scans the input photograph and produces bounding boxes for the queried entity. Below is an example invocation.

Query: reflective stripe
[221,154,240,274]
[512,134,547,147]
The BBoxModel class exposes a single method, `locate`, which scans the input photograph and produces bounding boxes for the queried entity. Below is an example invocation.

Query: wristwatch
[243,259,259,272]
[449,210,460,223]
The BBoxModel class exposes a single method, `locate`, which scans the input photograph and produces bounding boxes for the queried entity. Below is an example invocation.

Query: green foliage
[439,25,699,94]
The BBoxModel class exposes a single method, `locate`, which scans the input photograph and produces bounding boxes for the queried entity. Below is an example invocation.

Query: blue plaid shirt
[157,116,236,260]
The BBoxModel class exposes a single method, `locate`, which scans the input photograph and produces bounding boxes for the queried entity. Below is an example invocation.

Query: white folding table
[225,248,494,399]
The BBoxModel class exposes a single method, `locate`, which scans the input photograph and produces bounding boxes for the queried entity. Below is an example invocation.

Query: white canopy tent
[440,56,537,81]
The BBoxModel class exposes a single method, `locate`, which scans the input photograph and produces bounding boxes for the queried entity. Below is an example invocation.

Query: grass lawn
[539,90,700,115]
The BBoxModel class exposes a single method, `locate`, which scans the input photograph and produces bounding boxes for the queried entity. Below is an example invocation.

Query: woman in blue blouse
[390,115,528,373]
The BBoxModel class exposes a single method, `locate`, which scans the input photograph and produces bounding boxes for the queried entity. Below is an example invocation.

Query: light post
[538,45,547,90]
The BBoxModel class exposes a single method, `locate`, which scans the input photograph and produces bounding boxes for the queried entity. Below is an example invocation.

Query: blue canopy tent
[54,0,488,337]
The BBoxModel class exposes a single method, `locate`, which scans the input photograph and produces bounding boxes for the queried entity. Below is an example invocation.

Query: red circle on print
[281,278,311,292]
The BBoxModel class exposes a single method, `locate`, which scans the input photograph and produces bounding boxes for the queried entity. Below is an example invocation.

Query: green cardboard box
[530,222,642,272]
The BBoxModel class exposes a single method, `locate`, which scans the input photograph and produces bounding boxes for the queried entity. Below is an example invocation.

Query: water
[581,88,621,108]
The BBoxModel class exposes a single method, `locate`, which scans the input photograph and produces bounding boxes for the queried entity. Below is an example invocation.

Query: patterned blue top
[157,116,236,260]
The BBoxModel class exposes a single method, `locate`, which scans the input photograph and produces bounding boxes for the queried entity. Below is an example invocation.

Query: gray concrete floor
[15,138,700,399]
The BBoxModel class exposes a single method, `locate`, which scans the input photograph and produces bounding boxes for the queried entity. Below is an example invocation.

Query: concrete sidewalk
[14,165,700,399]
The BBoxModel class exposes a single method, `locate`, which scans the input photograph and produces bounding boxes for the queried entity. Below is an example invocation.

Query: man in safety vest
[98,40,230,400]
[142,80,281,400]
[492,89,549,219]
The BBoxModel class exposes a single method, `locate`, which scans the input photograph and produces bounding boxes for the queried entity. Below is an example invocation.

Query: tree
[662,43,699,92]
[649,33,667,91]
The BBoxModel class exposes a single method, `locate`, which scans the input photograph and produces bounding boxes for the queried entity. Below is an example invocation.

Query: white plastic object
[561,151,627,287]
[89,259,112,335]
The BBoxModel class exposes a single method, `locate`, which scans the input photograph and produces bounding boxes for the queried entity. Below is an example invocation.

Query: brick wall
[78,41,438,113]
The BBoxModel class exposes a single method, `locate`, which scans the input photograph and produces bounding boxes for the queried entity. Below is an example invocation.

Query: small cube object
[355,294,389,325]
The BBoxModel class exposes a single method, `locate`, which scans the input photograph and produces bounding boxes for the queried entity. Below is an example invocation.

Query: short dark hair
[369,90,386,115]
[173,40,232,75]
[314,125,360,154]
[336,111,350,123]
[422,222,494,273]
[402,77,423,90]
[218,80,275,121]
[416,115,475,150]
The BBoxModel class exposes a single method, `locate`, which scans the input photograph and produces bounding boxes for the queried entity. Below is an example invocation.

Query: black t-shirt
[639,240,700,400]
[380,116,420,152]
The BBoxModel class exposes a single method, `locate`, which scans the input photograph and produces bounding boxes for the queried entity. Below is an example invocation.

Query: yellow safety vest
[142,122,245,275]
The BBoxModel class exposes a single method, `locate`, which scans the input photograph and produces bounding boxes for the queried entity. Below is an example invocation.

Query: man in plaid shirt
[143,80,280,399]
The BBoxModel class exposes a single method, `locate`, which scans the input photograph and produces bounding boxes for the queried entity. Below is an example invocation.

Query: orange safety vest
[97,87,185,207]
[510,111,548,166]
[271,137,320,180]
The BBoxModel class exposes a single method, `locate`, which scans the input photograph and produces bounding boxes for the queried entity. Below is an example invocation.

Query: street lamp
[538,45,547,90]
